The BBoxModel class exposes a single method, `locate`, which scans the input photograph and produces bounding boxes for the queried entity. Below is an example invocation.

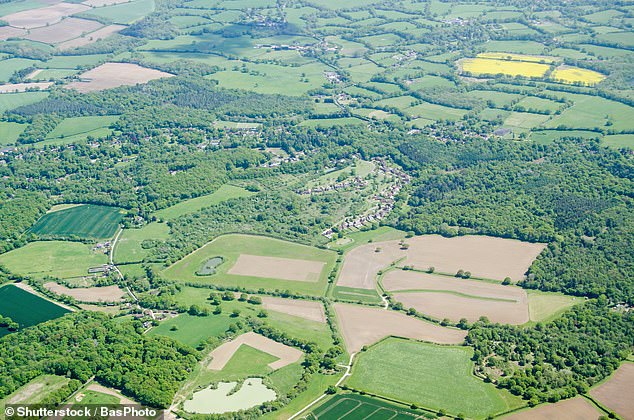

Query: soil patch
[44,282,125,303]
[261,297,326,323]
[228,254,325,282]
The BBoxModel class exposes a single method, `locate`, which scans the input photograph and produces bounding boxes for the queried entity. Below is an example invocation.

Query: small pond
[183,377,276,414]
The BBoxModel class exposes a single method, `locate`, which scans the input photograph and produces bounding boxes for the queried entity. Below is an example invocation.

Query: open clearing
[24,17,102,43]
[208,332,303,371]
[0,284,70,336]
[384,270,529,324]
[65,62,173,92]
[2,2,90,28]
[163,234,336,296]
[228,254,325,282]
[30,204,123,239]
[502,396,602,420]
[334,303,466,353]
[44,282,125,303]
[310,393,421,419]
[337,240,407,289]
[346,338,523,418]
[261,297,326,323]
[57,24,125,50]
[589,362,634,419]
[85,383,136,405]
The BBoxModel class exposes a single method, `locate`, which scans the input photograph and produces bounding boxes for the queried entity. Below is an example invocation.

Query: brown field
[208,332,303,371]
[82,0,130,6]
[403,235,546,281]
[86,383,136,405]
[384,270,529,324]
[0,26,26,40]
[502,397,602,420]
[0,82,53,93]
[44,281,125,303]
[333,303,466,353]
[393,292,529,324]
[261,296,326,323]
[13,282,75,311]
[24,17,102,43]
[3,3,91,29]
[589,362,634,419]
[57,24,124,50]
[228,254,325,282]
[338,240,407,289]
[65,63,173,92]
[77,304,121,314]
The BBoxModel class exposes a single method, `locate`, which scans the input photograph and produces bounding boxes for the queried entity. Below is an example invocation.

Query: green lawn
[346,338,523,418]
[0,241,108,280]
[114,222,171,264]
[0,284,70,336]
[153,184,253,221]
[30,204,124,240]
[162,234,337,296]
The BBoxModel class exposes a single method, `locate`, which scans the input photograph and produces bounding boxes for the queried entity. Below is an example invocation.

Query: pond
[196,256,224,275]
[183,377,276,414]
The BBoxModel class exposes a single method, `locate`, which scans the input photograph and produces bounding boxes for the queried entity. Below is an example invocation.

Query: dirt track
[333,303,466,353]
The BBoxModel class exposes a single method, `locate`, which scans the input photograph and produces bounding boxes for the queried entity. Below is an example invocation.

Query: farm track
[110,227,138,302]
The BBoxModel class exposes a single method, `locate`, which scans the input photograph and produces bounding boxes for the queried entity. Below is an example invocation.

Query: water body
[183,377,277,414]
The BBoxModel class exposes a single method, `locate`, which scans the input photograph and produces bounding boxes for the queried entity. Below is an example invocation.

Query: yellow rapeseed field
[550,66,606,86]
[478,52,557,64]
[461,57,550,78]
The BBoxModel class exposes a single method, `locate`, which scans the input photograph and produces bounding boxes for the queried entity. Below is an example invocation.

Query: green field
[0,375,70,410]
[527,290,581,323]
[148,313,235,347]
[153,184,253,220]
[0,121,27,145]
[163,234,337,296]
[332,286,382,304]
[0,285,70,336]
[0,91,48,113]
[44,116,120,142]
[346,338,523,418]
[30,204,123,239]
[81,0,155,24]
[114,222,170,264]
[310,393,423,420]
[0,241,108,280]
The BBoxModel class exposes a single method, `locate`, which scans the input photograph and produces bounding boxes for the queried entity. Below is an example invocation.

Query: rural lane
[110,227,138,302]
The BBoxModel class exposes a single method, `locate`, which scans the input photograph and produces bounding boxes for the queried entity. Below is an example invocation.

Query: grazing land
[148,313,235,348]
[0,121,27,144]
[65,63,173,92]
[153,185,253,220]
[589,362,634,419]
[502,397,602,420]
[114,222,170,263]
[0,284,70,335]
[163,234,336,296]
[0,241,108,279]
[260,297,326,323]
[44,282,125,303]
[334,303,466,353]
[44,116,119,142]
[526,290,580,323]
[346,338,523,418]
[309,393,422,420]
[208,332,303,371]
[30,204,123,239]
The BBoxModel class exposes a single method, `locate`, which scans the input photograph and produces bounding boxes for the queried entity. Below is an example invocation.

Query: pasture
[309,393,422,420]
[44,115,120,142]
[0,121,27,145]
[346,338,523,418]
[113,222,170,263]
[80,0,155,24]
[0,284,70,335]
[65,63,173,93]
[589,362,634,419]
[153,184,254,220]
[526,290,580,323]
[502,397,601,420]
[0,241,108,279]
[149,313,235,348]
[163,234,336,296]
[30,204,123,239]
[333,303,466,353]
[0,91,48,113]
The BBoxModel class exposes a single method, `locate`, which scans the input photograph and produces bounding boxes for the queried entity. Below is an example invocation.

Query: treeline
[467,300,634,404]
[0,311,198,408]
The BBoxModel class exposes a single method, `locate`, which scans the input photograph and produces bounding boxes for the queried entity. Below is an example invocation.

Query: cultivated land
[309,393,422,420]
[208,332,303,371]
[502,397,602,420]
[0,284,70,336]
[0,241,108,280]
[260,297,326,323]
[346,338,523,418]
[152,184,253,220]
[228,254,326,282]
[589,362,634,419]
[333,303,466,353]
[29,204,123,239]
[2,3,90,28]
[44,282,125,303]
[163,234,336,296]
[337,240,407,289]
[24,17,102,44]
[65,63,173,92]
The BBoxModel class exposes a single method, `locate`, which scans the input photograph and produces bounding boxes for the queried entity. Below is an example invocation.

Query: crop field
[308,393,422,420]
[589,362,634,419]
[502,397,601,420]
[0,121,26,145]
[383,270,530,324]
[149,313,236,348]
[526,290,580,323]
[334,303,466,353]
[2,2,90,29]
[58,24,125,50]
[30,204,123,239]
[0,284,70,335]
[24,17,102,44]
[45,115,120,141]
[332,286,382,304]
[551,66,606,85]
[0,241,108,279]
[66,63,172,93]
[208,332,303,371]
[337,240,407,289]
[228,254,325,282]
[80,0,155,24]
[346,338,523,418]
[163,234,336,296]
[0,91,48,112]
[460,57,550,78]
[153,185,254,220]
[260,297,326,323]
[544,94,634,133]
[44,282,125,303]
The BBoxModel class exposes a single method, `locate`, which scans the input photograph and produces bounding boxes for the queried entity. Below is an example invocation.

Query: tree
[231,309,241,318]
[502,277,512,285]
[456,269,465,278]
